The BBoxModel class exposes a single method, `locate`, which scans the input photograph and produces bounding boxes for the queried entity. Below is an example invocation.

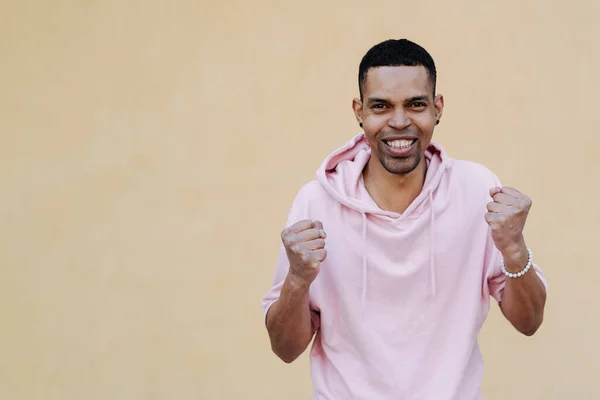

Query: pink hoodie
[262,133,547,400]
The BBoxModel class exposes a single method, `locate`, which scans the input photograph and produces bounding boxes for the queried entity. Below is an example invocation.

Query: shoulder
[292,180,330,205]
[295,179,325,197]
[285,180,333,222]
[446,158,502,189]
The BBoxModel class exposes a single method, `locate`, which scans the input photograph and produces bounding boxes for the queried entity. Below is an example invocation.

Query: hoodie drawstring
[360,191,436,310]
[428,190,436,296]
[361,212,368,309]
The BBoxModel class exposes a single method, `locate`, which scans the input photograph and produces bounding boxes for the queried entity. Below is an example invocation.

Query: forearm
[498,241,547,336]
[266,274,315,363]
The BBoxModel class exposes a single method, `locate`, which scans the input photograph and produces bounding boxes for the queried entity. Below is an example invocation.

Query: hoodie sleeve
[260,181,321,330]
[486,233,548,303]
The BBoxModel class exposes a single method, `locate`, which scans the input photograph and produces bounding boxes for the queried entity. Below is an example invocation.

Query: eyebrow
[405,95,429,103]
[366,97,391,105]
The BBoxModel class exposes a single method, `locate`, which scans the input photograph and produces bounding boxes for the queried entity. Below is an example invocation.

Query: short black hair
[358,39,437,99]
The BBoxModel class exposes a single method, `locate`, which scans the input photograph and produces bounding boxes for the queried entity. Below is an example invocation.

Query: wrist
[286,272,312,292]
[501,239,529,273]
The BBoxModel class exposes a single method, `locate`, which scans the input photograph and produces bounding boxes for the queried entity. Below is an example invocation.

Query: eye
[371,103,389,112]
[412,102,427,108]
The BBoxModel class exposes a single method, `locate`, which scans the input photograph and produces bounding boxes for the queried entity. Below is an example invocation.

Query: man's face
[353,66,444,175]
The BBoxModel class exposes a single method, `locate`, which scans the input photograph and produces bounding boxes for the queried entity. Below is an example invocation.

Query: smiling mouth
[383,138,416,149]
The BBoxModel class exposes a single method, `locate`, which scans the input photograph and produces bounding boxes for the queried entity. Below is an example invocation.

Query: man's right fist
[281,219,327,286]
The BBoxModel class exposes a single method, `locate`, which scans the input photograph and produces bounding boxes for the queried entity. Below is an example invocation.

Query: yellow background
[1,1,598,398]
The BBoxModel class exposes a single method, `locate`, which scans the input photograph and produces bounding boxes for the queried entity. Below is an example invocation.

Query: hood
[316,132,449,219]
[315,132,450,305]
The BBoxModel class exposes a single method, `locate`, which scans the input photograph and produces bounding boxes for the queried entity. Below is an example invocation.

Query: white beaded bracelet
[501,248,533,278]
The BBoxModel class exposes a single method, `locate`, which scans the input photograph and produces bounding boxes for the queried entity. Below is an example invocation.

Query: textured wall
[1,0,598,398]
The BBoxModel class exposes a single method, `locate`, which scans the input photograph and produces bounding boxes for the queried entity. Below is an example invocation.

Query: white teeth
[386,139,414,149]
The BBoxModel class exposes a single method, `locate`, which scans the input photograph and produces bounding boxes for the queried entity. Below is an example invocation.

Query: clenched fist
[485,186,532,254]
[281,219,327,286]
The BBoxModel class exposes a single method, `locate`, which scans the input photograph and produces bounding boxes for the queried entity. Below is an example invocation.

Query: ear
[352,97,363,127]
[434,94,444,125]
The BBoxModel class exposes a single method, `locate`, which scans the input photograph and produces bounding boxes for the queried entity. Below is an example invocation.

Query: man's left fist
[485,186,532,253]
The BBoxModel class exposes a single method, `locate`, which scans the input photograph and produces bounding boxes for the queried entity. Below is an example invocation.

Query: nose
[387,108,411,130]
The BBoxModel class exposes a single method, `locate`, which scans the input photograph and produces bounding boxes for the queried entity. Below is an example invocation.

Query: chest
[309,202,490,313]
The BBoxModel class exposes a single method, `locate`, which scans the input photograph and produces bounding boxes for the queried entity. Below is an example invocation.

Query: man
[261,39,548,399]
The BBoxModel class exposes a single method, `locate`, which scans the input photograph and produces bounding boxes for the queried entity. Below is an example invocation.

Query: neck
[362,156,427,214]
